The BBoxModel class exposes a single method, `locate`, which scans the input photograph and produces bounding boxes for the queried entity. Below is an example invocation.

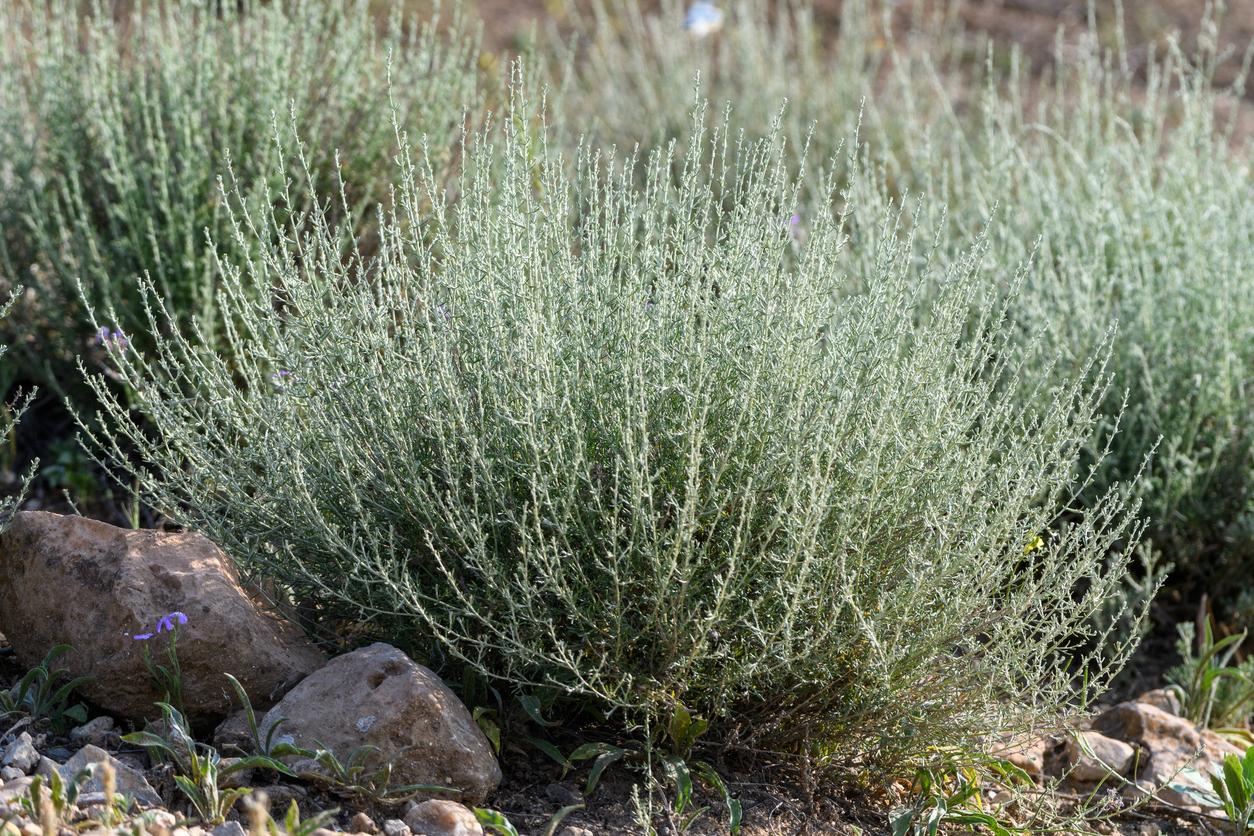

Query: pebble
[383,820,413,836]
[69,716,117,748]
[0,733,38,773]
[545,782,582,806]
[350,812,379,834]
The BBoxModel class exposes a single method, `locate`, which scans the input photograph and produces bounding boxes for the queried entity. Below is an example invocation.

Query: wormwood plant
[550,0,966,200]
[0,0,481,391]
[85,95,1145,776]
[0,289,33,528]
[554,0,1254,620]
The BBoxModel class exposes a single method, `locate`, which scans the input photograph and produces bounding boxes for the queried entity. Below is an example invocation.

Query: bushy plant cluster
[0,0,481,390]
[2,0,1248,792]
[559,0,1254,619]
[83,101,1145,772]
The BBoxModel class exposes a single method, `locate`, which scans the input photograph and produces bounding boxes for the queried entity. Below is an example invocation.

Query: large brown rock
[260,643,501,804]
[0,511,325,723]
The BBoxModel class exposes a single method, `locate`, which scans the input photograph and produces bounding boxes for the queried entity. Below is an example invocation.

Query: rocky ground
[0,510,1250,834]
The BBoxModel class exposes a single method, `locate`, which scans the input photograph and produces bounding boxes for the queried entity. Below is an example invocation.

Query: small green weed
[1208,748,1254,835]
[291,743,456,805]
[241,791,338,836]
[122,702,291,825]
[1166,618,1254,729]
[0,644,90,732]
[889,755,1030,836]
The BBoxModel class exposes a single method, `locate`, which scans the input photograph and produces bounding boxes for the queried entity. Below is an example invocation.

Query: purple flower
[789,213,802,227]
[96,326,128,351]
[157,611,188,633]
[132,611,188,641]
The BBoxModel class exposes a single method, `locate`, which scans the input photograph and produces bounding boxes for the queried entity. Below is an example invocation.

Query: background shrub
[552,0,1254,622]
[0,0,481,394]
[85,103,1144,775]
[0,290,33,527]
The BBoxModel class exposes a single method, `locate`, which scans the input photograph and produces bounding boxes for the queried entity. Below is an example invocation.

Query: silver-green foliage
[556,0,1254,603]
[0,0,480,387]
[0,289,32,527]
[550,0,966,200]
[85,101,1145,772]
[856,25,1254,596]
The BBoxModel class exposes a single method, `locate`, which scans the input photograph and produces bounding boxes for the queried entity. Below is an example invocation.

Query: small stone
[0,776,34,804]
[212,823,247,836]
[251,783,308,815]
[545,782,582,806]
[70,716,117,748]
[1134,688,1181,717]
[58,744,162,807]
[213,710,255,755]
[1,733,38,773]
[34,757,58,779]
[350,812,380,834]
[383,820,413,836]
[1062,731,1136,782]
[0,766,22,781]
[217,758,254,789]
[558,828,595,836]
[403,799,484,836]
[150,811,180,829]
[990,734,1047,781]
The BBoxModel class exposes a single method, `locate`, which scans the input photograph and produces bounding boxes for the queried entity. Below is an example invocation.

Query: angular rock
[0,776,39,805]
[383,820,413,836]
[1,733,37,773]
[1201,728,1246,762]
[991,734,1048,781]
[0,766,21,782]
[1134,688,1182,717]
[1088,701,1193,772]
[545,782,583,806]
[350,812,380,833]
[250,783,308,817]
[558,829,595,836]
[70,716,117,749]
[57,744,162,807]
[403,800,484,836]
[213,709,255,754]
[1062,731,1136,782]
[1091,701,1217,809]
[212,824,246,836]
[260,644,501,804]
[0,512,326,722]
